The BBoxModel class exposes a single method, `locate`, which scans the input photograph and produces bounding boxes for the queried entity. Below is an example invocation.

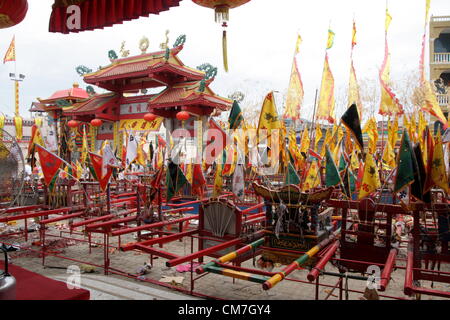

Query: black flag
[341,103,364,151]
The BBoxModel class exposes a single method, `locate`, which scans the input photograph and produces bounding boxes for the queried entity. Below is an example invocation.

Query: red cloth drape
[49,0,182,34]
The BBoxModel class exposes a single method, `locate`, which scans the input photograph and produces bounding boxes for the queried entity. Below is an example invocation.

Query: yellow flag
[14,116,23,140]
[326,29,335,49]
[385,8,392,31]
[421,80,449,129]
[316,53,335,124]
[258,92,281,147]
[283,57,304,121]
[363,117,378,154]
[348,61,363,118]
[81,127,88,164]
[320,127,332,157]
[302,161,320,191]
[390,117,399,147]
[299,127,310,154]
[425,0,431,24]
[314,125,322,151]
[350,150,360,171]
[213,162,223,198]
[417,112,427,145]
[76,161,83,179]
[185,163,194,185]
[358,152,381,199]
[135,135,148,166]
[351,20,357,47]
[430,131,449,194]
[0,114,4,140]
[258,92,281,133]
[382,140,396,169]
[288,129,301,168]
[295,34,302,54]
[3,36,16,64]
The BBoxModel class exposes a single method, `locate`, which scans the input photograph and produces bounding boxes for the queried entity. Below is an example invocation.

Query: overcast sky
[0,0,448,123]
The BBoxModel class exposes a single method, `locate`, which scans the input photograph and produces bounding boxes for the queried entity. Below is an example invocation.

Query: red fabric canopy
[49,0,182,34]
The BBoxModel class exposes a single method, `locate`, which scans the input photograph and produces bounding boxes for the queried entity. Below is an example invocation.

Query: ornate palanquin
[253,182,334,265]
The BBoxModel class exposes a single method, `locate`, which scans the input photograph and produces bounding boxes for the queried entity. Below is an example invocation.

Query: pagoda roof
[64,93,120,117]
[38,84,89,104]
[148,80,232,116]
[83,45,205,92]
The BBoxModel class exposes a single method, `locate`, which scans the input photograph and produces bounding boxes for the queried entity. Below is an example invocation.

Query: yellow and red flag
[3,36,16,64]
[283,57,304,121]
[35,144,64,190]
[358,152,381,199]
[425,131,448,194]
[302,160,320,191]
[316,53,335,124]
[89,152,113,192]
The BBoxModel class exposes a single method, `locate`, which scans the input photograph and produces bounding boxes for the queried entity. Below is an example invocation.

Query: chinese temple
[33,36,232,161]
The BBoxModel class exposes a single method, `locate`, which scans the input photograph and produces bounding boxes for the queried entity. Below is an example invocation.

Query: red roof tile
[65,94,118,115]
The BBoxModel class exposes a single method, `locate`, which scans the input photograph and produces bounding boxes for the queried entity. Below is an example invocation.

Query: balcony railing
[433,53,450,63]
[431,16,450,22]
[437,94,449,107]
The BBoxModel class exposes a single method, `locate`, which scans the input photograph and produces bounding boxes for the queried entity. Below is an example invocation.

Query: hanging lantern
[0,0,28,29]
[192,0,251,72]
[144,113,157,122]
[90,118,103,127]
[176,111,190,122]
[67,120,79,128]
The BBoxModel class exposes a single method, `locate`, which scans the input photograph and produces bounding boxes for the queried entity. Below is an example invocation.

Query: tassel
[222,29,228,72]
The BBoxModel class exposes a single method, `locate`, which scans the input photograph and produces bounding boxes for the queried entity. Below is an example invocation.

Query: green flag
[285,162,300,185]
[166,160,188,202]
[325,146,341,187]
[228,100,244,130]
[393,130,415,193]
[338,153,346,173]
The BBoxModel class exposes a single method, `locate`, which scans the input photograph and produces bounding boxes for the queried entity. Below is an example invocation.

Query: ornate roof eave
[83,45,186,81]
[63,93,118,116]
[149,94,232,112]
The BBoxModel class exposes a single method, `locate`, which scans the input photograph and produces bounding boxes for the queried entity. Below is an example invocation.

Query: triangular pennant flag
[341,103,364,151]
[285,162,301,185]
[325,146,341,187]
[166,160,188,202]
[35,144,64,191]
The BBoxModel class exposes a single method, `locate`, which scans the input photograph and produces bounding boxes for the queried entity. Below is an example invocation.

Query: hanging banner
[119,118,163,132]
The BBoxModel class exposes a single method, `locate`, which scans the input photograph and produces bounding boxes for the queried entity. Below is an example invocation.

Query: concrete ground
[1,219,449,300]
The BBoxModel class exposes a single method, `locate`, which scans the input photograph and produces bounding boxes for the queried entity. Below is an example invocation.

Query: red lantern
[192,0,251,72]
[0,0,28,29]
[90,118,103,127]
[176,111,190,121]
[67,120,79,128]
[144,113,157,122]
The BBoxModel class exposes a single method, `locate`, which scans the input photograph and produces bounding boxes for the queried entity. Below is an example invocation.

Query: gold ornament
[139,36,150,54]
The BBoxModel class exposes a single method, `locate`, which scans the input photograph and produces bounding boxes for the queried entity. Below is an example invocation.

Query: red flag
[151,168,164,189]
[423,127,435,193]
[121,145,127,167]
[157,134,167,149]
[355,161,364,190]
[206,118,229,162]
[35,144,63,187]
[89,152,113,192]
[308,149,323,161]
[192,164,206,198]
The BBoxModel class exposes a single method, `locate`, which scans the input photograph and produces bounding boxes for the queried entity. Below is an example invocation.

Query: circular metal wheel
[0,129,25,215]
